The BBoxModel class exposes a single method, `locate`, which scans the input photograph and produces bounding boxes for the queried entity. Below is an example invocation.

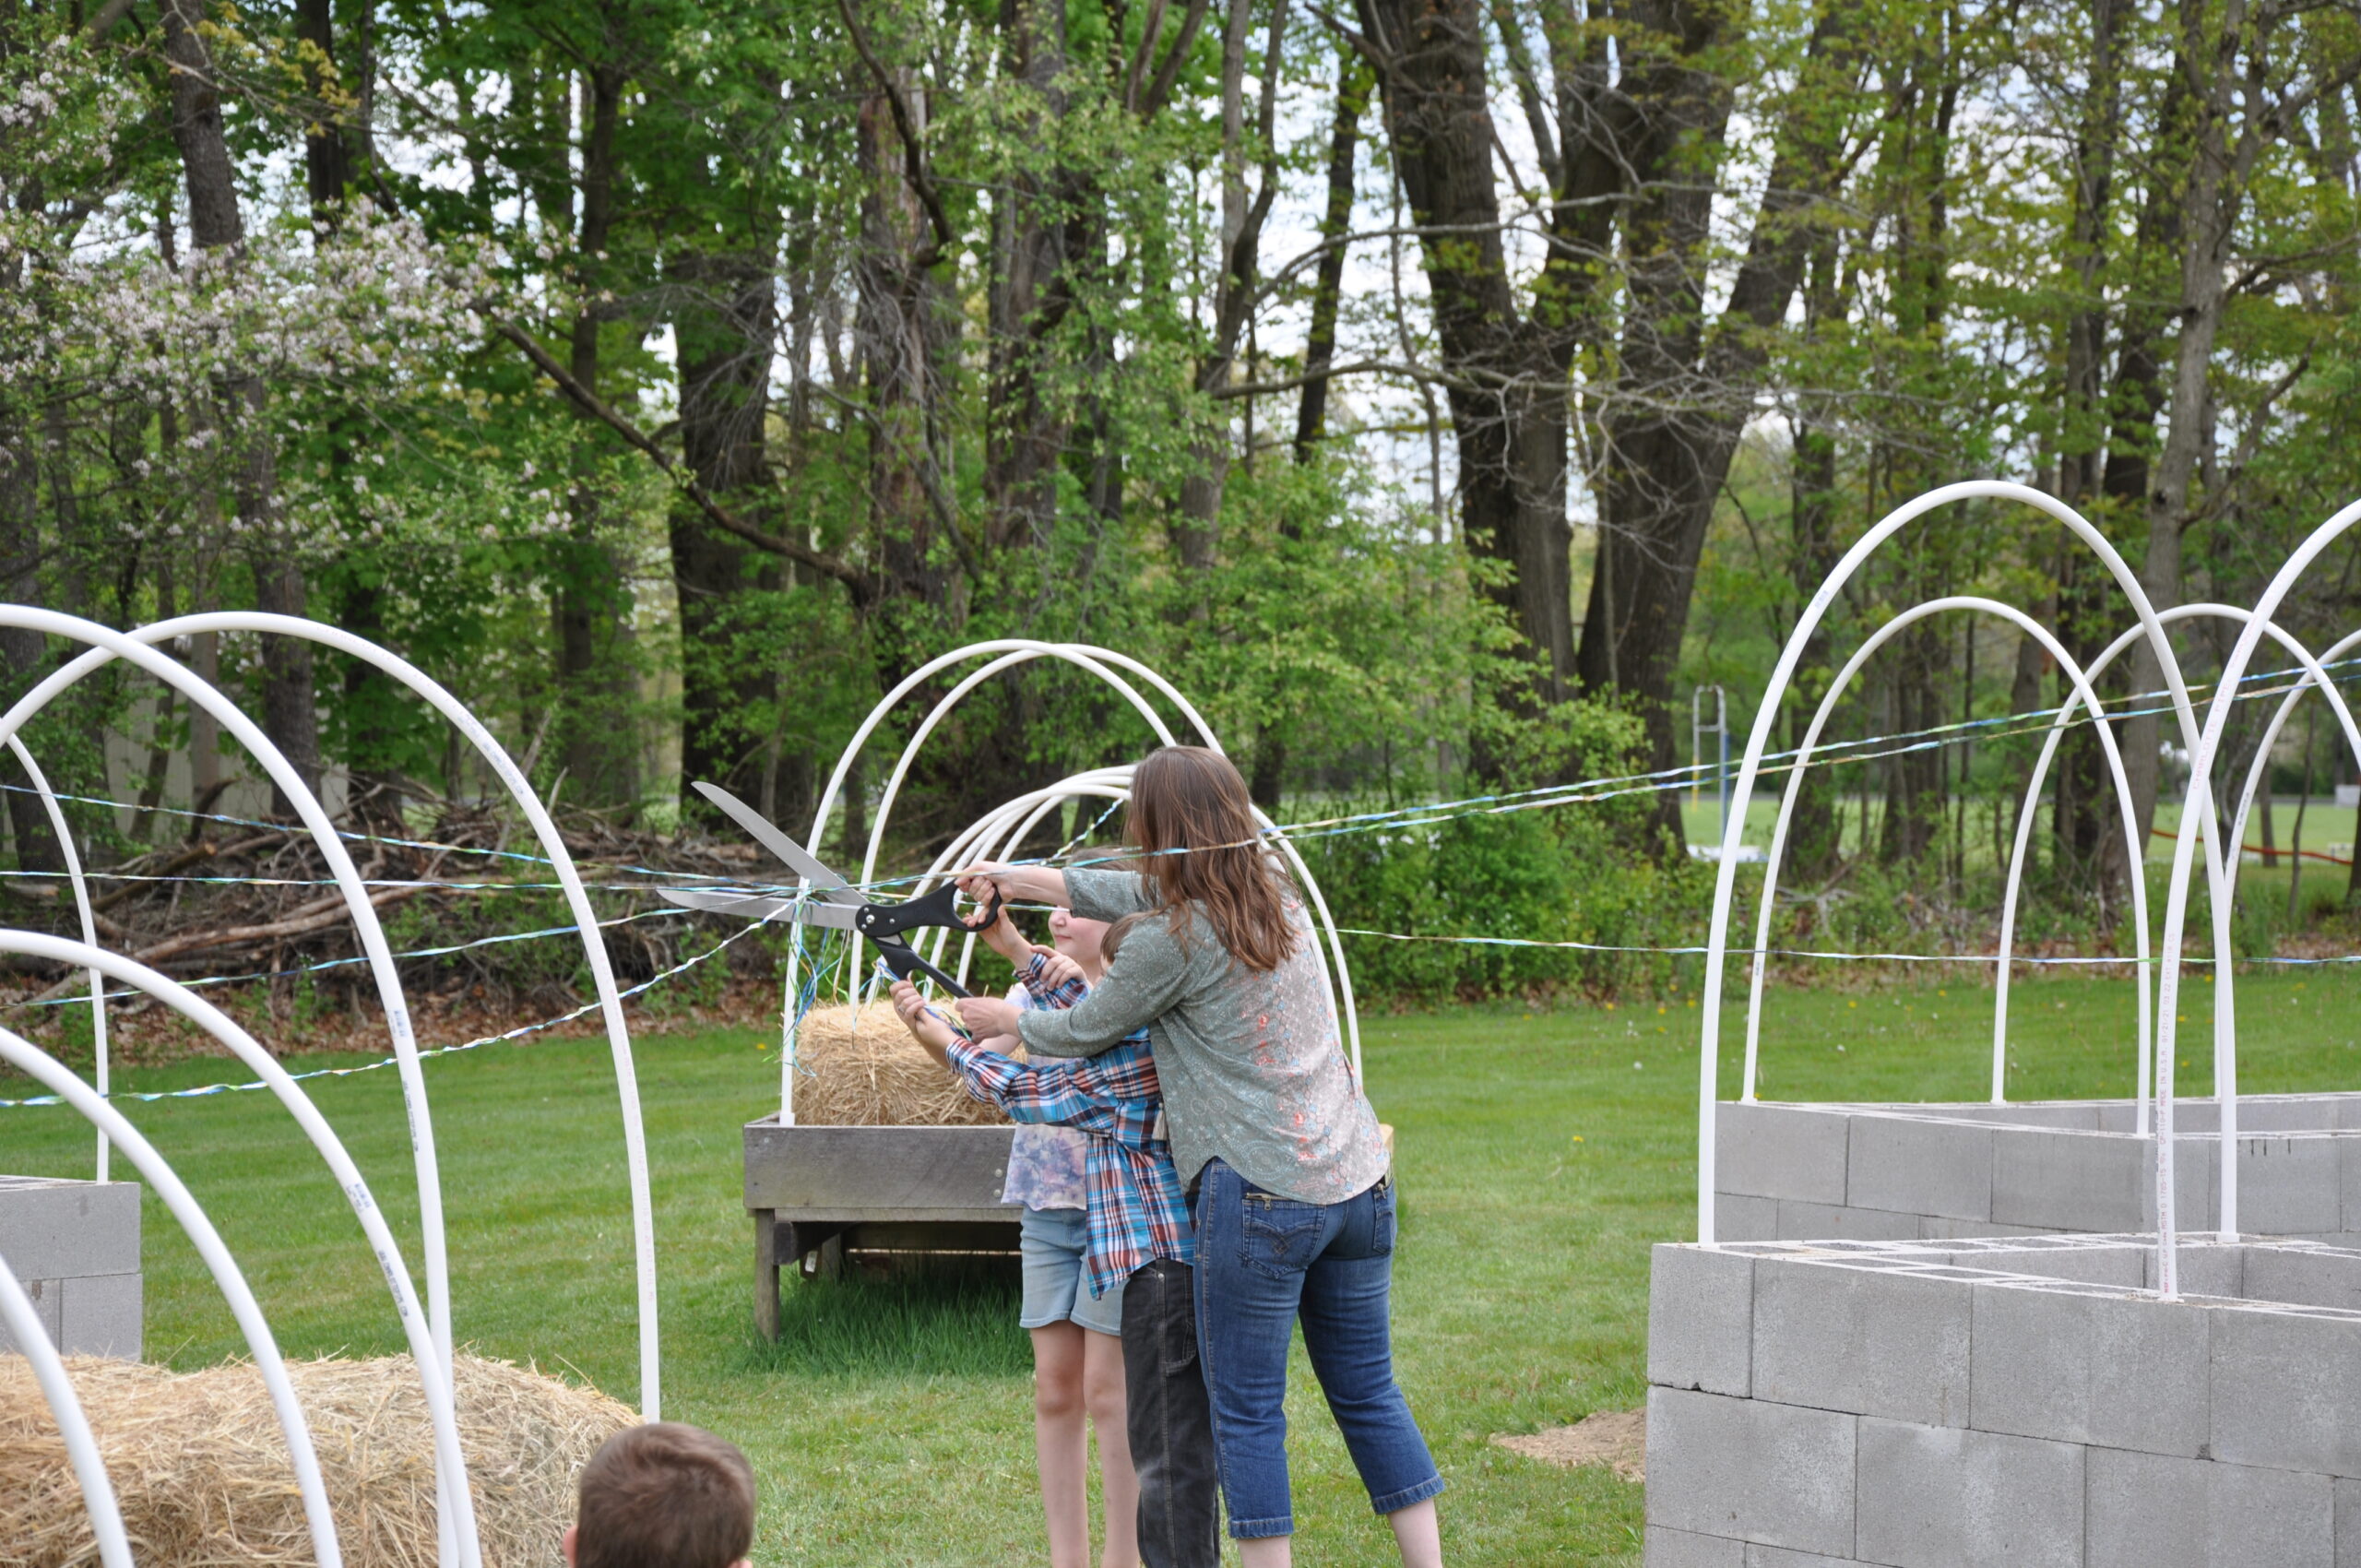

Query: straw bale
[789,1002,1009,1127]
[0,1352,634,1568]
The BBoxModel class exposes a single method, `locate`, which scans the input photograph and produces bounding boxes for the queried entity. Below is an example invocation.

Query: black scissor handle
[872,935,973,998]
[856,881,1004,941]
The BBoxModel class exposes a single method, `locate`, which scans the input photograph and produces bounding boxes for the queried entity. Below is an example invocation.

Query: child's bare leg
[1240,1538,1289,1568]
[1386,1499,1443,1567]
[1081,1328,1139,1568]
[1033,1323,1089,1568]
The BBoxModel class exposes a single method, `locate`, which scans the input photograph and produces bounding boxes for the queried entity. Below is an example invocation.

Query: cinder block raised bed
[1644,1233,2361,1566]
[0,1173,140,1358]
[1713,1093,2361,1246]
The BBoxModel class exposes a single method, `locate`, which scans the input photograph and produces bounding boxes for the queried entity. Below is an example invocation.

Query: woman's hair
[1126,745,1298,972]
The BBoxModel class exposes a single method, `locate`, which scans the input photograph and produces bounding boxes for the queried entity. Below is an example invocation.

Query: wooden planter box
[742,1117,1019,1339]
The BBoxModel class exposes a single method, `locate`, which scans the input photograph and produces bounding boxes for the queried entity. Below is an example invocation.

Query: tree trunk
[1360,0,1578,755]
[672,145,785,802]
[552,58,640,814]
[164,0,319,815]
[984,0,1074,552]
[1294,49,1370,460]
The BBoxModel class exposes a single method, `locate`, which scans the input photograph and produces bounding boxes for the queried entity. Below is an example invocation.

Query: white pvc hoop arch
[903,770,1370,1077]
[1698,483,2211,1295]
[2153,498,2361,1286]
[0,609,455,1389]
[845,648,1363,1073]
[4,735,109,1179]
[0,1245,132,1568]
[1737,598,2153,1123]
[38,612,664,1420]
[845,646,1183,1006]
[0,930,483,1568]
[0,1028,352,1568]
[1988,606,2361,1180]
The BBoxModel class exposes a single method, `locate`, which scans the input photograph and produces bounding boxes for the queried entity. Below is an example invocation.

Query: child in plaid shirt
[892,909,1216,1568]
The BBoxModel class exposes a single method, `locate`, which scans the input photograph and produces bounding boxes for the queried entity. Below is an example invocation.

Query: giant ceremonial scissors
[658,781,998,996]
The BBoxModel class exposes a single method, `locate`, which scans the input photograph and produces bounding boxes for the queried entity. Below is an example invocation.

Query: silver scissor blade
[656,887,861,929]
[691,780,863,903]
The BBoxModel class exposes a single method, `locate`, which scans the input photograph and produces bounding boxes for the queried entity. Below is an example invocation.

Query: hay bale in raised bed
[790,1002,1010,1127]
[0,1352,633,1568]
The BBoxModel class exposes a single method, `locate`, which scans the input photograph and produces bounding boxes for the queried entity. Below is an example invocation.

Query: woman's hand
[955,993,1021,1045]
[953,861,1070,916]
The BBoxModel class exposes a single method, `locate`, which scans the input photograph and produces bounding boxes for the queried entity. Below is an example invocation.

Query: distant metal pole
[1716,686,1731,844]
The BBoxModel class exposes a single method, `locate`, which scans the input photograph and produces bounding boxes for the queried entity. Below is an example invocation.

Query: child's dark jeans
[1121,1256,1222,1568]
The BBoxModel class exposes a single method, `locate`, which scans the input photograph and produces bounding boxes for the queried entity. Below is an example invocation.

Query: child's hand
[974,908,1031,965]
[889,980,956,1052]
[1037,950,1086,992]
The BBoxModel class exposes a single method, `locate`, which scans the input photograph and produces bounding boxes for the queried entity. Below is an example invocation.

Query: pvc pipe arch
[1737,599,2153,1128]
[2151,498,2361,1285]
[41,612,665,1421]
[4,736,110,1180]
[1987,606,2361,1183]
[0,1247,132,1568]
[1696,483,2213,1301]
[0,609,456,1394]
[0,931,483,1568]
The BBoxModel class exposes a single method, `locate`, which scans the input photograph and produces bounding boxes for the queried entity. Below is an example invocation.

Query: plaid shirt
[939,955,1192,1300]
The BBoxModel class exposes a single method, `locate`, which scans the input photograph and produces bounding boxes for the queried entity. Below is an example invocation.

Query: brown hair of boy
[566,1421,756,1568]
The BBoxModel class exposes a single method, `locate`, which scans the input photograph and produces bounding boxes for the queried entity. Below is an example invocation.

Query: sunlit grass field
[7,967,2361,1563]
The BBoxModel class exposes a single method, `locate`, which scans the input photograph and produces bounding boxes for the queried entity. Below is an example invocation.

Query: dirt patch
[1491,1407,1645,1482]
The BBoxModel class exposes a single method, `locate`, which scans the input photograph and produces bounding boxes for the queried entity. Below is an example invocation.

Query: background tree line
[2,0,2358,979]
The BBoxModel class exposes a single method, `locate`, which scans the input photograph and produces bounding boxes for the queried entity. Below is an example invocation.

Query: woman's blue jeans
[1191,1158,1444,1538]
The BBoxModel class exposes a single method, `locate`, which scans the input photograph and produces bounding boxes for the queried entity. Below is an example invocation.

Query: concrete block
[1950,1244,2144,1288]
[2086,1445,2332,1568]
[2343,1140,2361,1238]
[1645,1386,1857,1557]
[1921,1216,2066,1241]
[2211,1304,2361,1477]
[1854,1417,2082,1568]
[1651,1244,1754,1397]
[1775,1200,1921,1242]
[1847,1116,1992,1223]
[1990,1127,2147,1232]
[1753,1260,1970,1428]
[1743,1549,1857,1566]
[2334,1476,2361,1568]
[59,1272,139,1359]
[2239,1136,2345,1237]
[2244,1244,2361,1313]
[2154,1241,2244,1299]
[2238,1095,2341,1134]
[1716,1193,1781,1242]
[1968,1279,2207,1455]
[1644,1526,1745,1567]
[1719,1104,1851,1205]
[0,1273,60,1353]
[0,1178,139,1278]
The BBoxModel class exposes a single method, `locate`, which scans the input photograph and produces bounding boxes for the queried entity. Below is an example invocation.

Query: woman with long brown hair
[955,746,1444,1568]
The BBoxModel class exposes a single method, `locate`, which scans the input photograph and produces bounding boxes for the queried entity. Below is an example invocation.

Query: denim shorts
[1018,1206,1125,1336]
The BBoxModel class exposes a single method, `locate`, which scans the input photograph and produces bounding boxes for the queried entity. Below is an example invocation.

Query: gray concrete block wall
[1714,1098,2361,1248]
[1644,1238,2361,1567]
[0,1175,140,1359]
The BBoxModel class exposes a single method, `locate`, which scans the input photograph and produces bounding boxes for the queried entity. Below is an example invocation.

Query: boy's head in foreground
[566,1421,755,1568]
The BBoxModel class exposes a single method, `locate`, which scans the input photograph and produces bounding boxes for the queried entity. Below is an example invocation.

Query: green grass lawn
[8,968,2361,1563]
